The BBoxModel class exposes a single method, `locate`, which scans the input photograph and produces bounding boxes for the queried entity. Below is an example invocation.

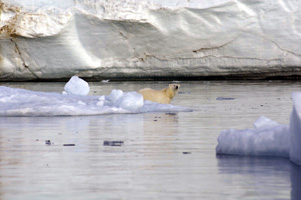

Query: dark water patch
[216,97,235,100]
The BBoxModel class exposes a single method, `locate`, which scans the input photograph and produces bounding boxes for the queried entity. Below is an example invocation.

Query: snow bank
[1,0,301,80]
[216,94,301,166]
[0,85,191,117]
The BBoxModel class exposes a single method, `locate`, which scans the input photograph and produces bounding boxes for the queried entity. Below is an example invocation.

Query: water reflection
[0,114,182,199]
[291,164,301,200]
[217,155,301,200]
[1,80,301,199]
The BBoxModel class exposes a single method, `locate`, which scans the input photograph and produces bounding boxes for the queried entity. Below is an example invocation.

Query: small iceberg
[216,93,301,166]
[63,76,90,95]
[216,116,290,157]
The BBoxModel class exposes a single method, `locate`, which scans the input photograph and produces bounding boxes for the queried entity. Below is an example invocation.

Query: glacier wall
[1,0,301,80]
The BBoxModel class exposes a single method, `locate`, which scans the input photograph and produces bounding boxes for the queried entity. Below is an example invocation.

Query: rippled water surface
[1,80,301,200]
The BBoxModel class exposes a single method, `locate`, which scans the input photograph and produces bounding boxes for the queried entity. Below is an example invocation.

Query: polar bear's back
[138,88,170,104]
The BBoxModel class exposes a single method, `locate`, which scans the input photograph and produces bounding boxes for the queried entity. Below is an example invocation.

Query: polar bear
[138,84,180,104]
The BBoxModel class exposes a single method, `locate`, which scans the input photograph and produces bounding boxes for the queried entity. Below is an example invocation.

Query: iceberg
[1,0,301,80]
[216,95,301,166]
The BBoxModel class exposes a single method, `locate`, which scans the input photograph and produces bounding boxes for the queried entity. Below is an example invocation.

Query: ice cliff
[1,0,301,80]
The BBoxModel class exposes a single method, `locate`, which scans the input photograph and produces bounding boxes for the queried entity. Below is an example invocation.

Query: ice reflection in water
[217,155,301,200]
[0,81,301,200]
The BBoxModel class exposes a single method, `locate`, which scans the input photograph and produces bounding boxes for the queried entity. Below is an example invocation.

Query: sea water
[0,80,300,200]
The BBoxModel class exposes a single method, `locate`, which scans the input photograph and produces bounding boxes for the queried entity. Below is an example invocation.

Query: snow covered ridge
[0,76,192,116]
[1,0,301,80]
[216,96,301,165]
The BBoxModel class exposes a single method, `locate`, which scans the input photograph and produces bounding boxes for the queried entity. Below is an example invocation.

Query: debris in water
[178,91,191,94]
[216,97,235,100]
[63,144,75,146]
[166,113,177,115]
[103,141,124,146]
[45,140,51,145]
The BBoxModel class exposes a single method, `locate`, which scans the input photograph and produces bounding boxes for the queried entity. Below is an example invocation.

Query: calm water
[0,80,301,200]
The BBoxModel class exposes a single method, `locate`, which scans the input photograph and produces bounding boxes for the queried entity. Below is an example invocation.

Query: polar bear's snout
[170,84,180,91]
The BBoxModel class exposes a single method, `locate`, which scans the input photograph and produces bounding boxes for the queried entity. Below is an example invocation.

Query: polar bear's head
[169,84,180,93]
[164,84,180,100]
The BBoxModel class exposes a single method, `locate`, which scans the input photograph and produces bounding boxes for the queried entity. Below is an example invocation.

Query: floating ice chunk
[115,92,144,111]
[104,90,143,111]
[96,101,104,107]
[64,76,90,96]
[290,92,301,165]
[99,96,105,101]
[253,116,279,129]
[96,96,105,107]
[101,80,110,83]
[106,89,123,105]
[216,117,290,157]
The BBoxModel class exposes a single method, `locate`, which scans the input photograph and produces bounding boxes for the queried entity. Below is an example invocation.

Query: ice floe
[0,77,191,116]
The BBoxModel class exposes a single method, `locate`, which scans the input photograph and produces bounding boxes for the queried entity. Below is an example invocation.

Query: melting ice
[0,76,192,117]
[216,93,301,166]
